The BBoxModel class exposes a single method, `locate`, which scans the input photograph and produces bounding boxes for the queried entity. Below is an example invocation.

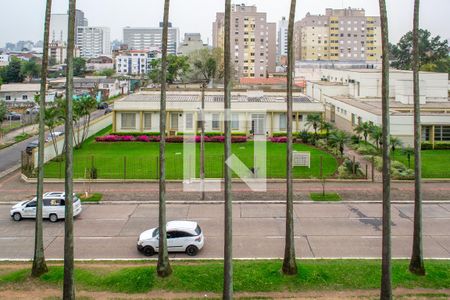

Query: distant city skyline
[0,0,449,48]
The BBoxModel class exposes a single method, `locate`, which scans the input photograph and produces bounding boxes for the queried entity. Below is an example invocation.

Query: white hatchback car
[46,131,64,143]
[137,221,204,256]
[10,192,82,222]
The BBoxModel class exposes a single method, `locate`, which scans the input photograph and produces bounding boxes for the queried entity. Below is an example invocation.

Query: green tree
[282,0,298,277]
[21,59,41,82]
[390,29,448,70]
[329,130,349,157]
[320,121,333,142]
[409,0,426,277]
[370,125,383,149]
[149,54,190,84]
[63,0,76,298]
[73,57,86,77]
[157,0,172,279]
[31,0,52,278]
[44,105,63,160]
[379,0,393,298]
[4,57,24,83]
[305,113,322,138]
[94,68,115,77]
[354,122,372,143]
[73,96,97,148]
[0,100,7,127]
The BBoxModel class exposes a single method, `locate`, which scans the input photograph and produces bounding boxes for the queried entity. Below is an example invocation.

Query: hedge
[421,142,450,150]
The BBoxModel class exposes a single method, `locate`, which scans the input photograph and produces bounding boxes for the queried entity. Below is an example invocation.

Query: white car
[137,221,204,256]
[46,131,64,143]
[10,192,82,223]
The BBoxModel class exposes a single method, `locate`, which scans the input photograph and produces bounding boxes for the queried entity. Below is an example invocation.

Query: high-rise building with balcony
[294,8,382,63]
[213,4,276,79]
[76,27,111,59]
[123,24,180,55]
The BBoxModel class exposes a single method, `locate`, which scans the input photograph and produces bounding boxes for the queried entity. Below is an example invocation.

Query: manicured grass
[0,260,448,294]
[394,150,450,178]
[14,132,31,143]
[44,127,338,179]
[77,193,103,203]
[310,192,341,201]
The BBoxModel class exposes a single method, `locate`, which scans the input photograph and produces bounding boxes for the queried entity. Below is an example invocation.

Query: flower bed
[96,134,248,144]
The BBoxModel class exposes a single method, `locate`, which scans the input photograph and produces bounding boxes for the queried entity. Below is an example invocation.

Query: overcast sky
[1,0,449,47]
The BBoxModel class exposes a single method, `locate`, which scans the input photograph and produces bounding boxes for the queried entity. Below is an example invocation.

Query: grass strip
[0,260,448,294]
[310,192,341,201]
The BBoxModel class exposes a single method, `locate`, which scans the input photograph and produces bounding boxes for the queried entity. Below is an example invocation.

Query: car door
[167,231,187,252]
[22,200,36,218]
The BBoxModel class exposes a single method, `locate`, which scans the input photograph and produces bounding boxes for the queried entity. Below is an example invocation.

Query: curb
[0,164,21,180]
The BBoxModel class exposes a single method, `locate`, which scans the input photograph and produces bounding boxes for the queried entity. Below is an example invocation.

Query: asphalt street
[0,203,448,260]
[0,109,109,175]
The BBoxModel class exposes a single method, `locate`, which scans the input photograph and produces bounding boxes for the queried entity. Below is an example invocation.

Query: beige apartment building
[213,4,276,79]
[294,8,382,63]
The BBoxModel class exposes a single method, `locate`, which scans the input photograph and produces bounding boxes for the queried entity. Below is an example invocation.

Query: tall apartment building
[49,9,88,43]
[294,8,382,62]
[49,41,80,64]
[277,17,288,57]
[178,33,208,56]
[76,27,111,59]
[123,24,180,55]
[213,4,276,78]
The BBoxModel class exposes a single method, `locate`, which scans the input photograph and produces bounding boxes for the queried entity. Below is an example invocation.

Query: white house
[0,83,56,106]
[112,90,324,136]
[0,54,10,67]
[306,69,450,146]
[115,49,161,76]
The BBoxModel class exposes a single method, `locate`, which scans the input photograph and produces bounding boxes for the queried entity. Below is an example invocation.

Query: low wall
[32,114,112,168]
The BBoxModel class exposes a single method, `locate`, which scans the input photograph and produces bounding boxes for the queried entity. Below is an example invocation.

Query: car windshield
[152,228,159,237]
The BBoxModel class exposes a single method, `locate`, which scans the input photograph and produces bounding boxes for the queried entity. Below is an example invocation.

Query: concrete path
[0,203,448,260]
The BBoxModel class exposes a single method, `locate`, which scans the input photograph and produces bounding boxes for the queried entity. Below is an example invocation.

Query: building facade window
[144,113,152,130]
[434,125,450,141]
[279,113,287,131]
[185,113,193,130]
[231,113,239,130]
[170,113,179,130]
[212,113,220,131]
[121,113,136,129]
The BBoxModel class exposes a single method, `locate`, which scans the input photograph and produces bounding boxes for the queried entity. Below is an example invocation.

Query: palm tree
[223,0,233,298]
[329,130,349,157]
[63,1,76,299]
[370,125,383,149]
[320,121,333,142]
[305,113,322,138]
[379,0,392,298]
[157,0,172,278]
[390,136,403,159]
[354,122,372,143]
[31,0,52,278]
[282,0,297,276]
[409,0,426,276]
[44,106,63,160]
[402,147,414,169]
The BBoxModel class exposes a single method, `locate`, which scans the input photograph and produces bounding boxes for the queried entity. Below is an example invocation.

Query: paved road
[0,203,448,260]
[0,109,108,175]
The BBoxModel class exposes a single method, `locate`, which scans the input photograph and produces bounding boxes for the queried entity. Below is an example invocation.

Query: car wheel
[12,213,22,222]
[142,246,155,256]
[49,214,58,223]
[185,245,198,256]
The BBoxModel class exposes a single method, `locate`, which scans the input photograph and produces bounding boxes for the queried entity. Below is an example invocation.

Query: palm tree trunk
[157,0,172,278]
[282,0,298,276]
[223,0,233,298]
[63,0,76,299]
[379,0,392,299]
[409,0,425,276]
[200,82,206,201]
[31,0,52,278]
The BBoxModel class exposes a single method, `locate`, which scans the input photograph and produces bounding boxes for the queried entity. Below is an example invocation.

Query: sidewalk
[0,123,38,145]
[1,170,449,203]
[343,146,382,182]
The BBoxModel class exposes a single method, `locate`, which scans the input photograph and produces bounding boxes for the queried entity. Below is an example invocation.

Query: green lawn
[0,260,448,294]
[393,150,450,178]
[310,192,342,201]
[44,129,338,180]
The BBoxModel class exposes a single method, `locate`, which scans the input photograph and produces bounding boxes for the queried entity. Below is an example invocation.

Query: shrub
[166,136,184,143]
[272,132,287,137]
[112,132,160,137]
[232,136,248,143]
[270,137,287,143]
[355,143,379,156]
[120,135,134,142]
[421,142,433,150]
[298,130,311,144]
[95,135,122,142]
[205,132,223,137]
[350,135,361,145]
[434,142,450,150]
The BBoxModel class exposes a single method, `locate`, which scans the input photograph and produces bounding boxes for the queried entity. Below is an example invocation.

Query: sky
[1,0,449,47]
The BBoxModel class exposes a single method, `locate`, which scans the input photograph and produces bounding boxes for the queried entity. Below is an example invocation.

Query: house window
[121,113,136,129]
[435,125,450,141]
[279,113,287,131]
[212,113,220,131]
[170,113,179,130]
[144,113,152,130]
[185,113,193,130]
[5,95,11,100]
[22,95,28,100]
[231,113,239,130]
[422,126,431,141]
